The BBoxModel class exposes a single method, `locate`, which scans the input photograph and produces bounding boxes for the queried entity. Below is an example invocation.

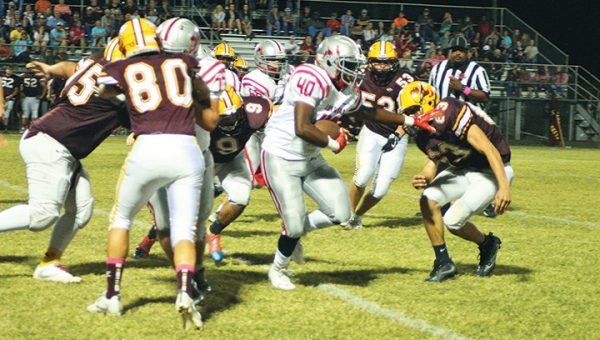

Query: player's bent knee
[75,198,94,229]
[353,170,372,189]
[330,206,351,226]
[171,227,196,248]
[442,201,472,231]
[371,178,394,200]
[29,206,60,232]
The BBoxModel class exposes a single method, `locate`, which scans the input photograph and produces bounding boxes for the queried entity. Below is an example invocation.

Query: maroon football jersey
[99,53,199,136]
[361,69,415,137]
[28,53,127,159]
[415,97,511,169]
[210,96,271,163]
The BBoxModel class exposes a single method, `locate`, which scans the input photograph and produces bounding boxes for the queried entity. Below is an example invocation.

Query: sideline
[318,284,470,339]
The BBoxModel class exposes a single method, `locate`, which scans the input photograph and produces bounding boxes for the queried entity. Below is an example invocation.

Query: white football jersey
[196,57,226,151]
[224,68,241,93]
[241,65,295,105]
[263,63,361,161]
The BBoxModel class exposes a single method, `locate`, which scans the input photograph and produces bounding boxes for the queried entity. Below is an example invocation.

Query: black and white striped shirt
[429,60,491,107]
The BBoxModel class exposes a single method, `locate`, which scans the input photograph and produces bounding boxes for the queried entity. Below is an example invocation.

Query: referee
[428,36,497,217]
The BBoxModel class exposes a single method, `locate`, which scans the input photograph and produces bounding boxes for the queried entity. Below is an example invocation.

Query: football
[315,120,341,139]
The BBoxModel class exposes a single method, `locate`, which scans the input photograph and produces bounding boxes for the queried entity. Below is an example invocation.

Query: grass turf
[1,134,599,338]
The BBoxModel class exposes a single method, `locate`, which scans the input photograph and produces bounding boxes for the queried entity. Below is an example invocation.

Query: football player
[233,56,249,79]
[205,86,272,263]
[20,69,46,131]
[261,35,440,290]
[2,66,21,130]
[130,17,224,303]
[212,42,241,92]
[0,38,128,283]
[402,81,513,282]
[345,40,415,230]
[87,18,215,329]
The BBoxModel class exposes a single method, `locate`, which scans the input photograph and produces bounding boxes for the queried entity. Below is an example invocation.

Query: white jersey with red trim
[195,56,226,151]
[224,68,241,93]
[263,63,361,160]
[241,65,295,105]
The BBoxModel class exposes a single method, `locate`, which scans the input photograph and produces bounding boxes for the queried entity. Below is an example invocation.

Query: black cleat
[425,259,457,282]
[482,204,497,218]
[477,233,502,276]
[191,272,212,305]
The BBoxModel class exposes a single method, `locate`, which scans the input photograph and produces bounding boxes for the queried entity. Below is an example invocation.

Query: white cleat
[268,265,296,291]
[176,291,203,330]
[87,293,123,316]
[344,214,363,230]
[33,263,82,283]
[291,240,305,264]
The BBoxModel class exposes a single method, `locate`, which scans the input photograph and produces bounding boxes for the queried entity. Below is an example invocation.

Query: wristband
[327,136,340,151]
[463,86,472,96]
[404,116,415,127]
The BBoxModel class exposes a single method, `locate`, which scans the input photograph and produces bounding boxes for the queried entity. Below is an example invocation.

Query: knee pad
[442,200,472,231]
[370,177,394,200]
[75,197,94,229]
[329,205,351,226]
[170,225,196,248]
[227,183,251,206]
[353,165,373,189]
[282,213,305,239]
[29,204,60,232]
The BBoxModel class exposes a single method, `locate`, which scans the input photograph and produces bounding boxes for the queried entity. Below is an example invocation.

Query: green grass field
[1,134,599,339]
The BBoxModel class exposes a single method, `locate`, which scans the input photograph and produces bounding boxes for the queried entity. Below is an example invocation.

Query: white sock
[273,250,291,270]
[0,205,31,232]
[303,210,334,234]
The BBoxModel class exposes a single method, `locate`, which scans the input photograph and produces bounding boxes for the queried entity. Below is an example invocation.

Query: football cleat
[477,233,502,276]
[268,264,295,290]
[175,291,203,330]
[425,259,457,283]
[133,234,156,259]
[191,275,212,305]
[87,293,123,315]
[344,214,363,230]
[33,262,82,283]
[290,240,305,264]
[482,204,497,218]
[206,230,223,263]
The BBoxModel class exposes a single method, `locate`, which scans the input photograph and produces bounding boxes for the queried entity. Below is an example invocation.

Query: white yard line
[318,284,470,340]
[0,180,147,228]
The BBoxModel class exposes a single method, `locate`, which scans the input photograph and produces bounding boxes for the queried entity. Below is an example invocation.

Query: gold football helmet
[212,43,236,68]
[118,18,160,58]
[103,37,124,62]
[218,85,243,131]
[233,56,249,78]
[367,40,399,86]
[398,81,439,115]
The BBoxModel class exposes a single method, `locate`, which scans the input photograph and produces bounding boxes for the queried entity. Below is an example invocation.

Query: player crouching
[402,81,513,282]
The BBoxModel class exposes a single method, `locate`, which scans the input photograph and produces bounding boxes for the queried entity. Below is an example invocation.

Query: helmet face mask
[399,81,440,121]
[212,43,236,69]
[218,86,243,132]
[316,36,366,89]
[367,40,399,86]
[254,40,288,80]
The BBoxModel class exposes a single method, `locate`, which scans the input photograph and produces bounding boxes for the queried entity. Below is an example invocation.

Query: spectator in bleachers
[524,40,538,63]
[552,66,568,98]
[439,12,453,35]
[109,0,122,16]
[340,9,354,37]
[281,7,298,36]
[298,34,315,62]
[314,30,325,46]
[438,30,451,50]
[225,3,241,34]
[47,11,65,30]
[83,7,97,34]
[501,30,512,49]
[68,20,85,52]
[380,26,396,42]
[395,28,416,55]
[258,0,267,10]
[478,15,490,39]
[460,15,474,41]
[24,4,35,25]
[325,12,340,35]
[417,7,436,48]
[505,66,521,96]
[470,31,481,49]
[101,9,116,36]
[145,8,159,25]
[520,32,531,46]
[284,35,299,64]
[266,4,281,36]
[533,65,550,97]
[393,11,408,32]
[299,6,311,34]
[0,37,14,59]
[89,0,103,21]
[512,28,521,45]
[306,11,329,38]
[510,40,525,63]
[32,24,48,53]
[53,0,71,23]
[362,21,377,46]
[240,3,254,39]
[34,0,50,14]
[9,21,23,42]
[399,50,413,71]
[123,0,138,16]
[518,65,533,97]
[90,20,107,47]
[211,4,226,34]
[12,31,31,62]
[356,8,369,30]
[49,21,67,54]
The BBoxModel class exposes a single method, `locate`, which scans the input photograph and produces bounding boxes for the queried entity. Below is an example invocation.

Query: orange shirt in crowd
[35,0,52,13]
[394,17,408,29]
[54,4,72,15]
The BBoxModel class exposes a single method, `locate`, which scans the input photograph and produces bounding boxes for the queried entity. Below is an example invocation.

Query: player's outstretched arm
[26,61,77,79]
[466,124,511,214]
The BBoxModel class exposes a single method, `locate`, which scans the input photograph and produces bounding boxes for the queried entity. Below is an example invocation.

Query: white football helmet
[156,17,200,54]
[315,35,366,88]
[254,40,288,80]
[195,45,213,61]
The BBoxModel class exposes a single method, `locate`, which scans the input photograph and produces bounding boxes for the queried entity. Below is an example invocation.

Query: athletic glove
[404,109,445,134]
[327,129,349,154]
[381,132,400,152]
